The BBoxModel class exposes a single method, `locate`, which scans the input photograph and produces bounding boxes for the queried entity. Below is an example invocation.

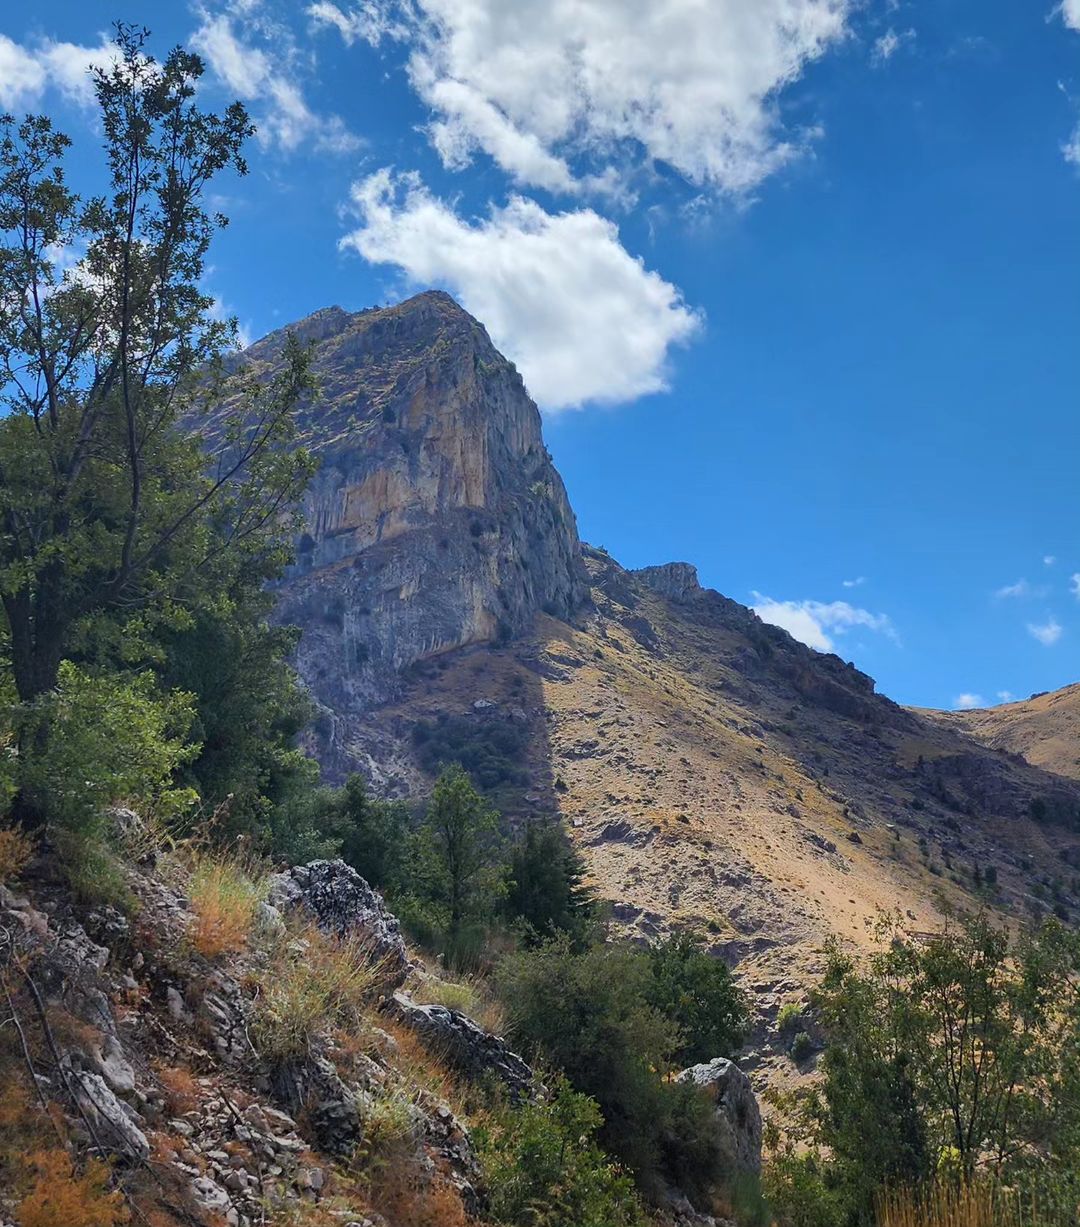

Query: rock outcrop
[676,1058,763,1176]
[388,992,537,1103]
[268,859,410,991]
[210,291,589,778]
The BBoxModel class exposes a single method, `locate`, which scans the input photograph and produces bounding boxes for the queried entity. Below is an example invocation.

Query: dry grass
[411,971,506,1035]
[372,1014,470,1117]
[155,1064,201,1116]
[876,1183,1075,1227]
[250,924,381,1062]
[17,1149,129,1227]
[186,850,269,959]
[0,824,32,881]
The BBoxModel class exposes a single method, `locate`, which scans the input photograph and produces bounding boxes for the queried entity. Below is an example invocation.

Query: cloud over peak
[341,169,701,411]
[751,594,897,653]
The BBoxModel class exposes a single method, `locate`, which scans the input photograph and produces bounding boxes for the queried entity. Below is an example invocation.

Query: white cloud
[954,693,985,710]
[0,34,46,109]
[0,33,120,110]
[340,169,701,410]
[751,593,897,653]
[842,576,866,588]
[1044,555,1057,566]
[317,0,853,197]
[192,7,359,153]
[995,579,1031,599]
[872,27,916,64]
[996,690,1014,703]
[1063,1,1080,33]
[1070,573,1080,599]
[1028,617,1063,646]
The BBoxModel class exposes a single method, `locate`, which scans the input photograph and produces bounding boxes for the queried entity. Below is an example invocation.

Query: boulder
[267,860,409,991]
[676,1057,762,1176]
[387,992,536,1103]
[269,1053,362,1157]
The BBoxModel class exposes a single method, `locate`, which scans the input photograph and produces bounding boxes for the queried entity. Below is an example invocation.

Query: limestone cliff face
[234,291,588,775]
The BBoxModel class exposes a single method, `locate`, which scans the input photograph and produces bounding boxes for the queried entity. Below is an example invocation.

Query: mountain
[230,292,1080,1055]
[928,683,1080,781]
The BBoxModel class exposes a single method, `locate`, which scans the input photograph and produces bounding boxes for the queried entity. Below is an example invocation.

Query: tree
[503,821,596,944]
[773,911,1080,1226]
[416,764,504,948]
[645,932,749,1066]
[495,936,722,1201]
[0,26,314,816]
[334,774,410,893]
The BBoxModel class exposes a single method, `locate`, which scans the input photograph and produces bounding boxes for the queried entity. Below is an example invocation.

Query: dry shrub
[372,1015,469,1117]
[367,1161,473,1227]
[0,824,32,881]
[250,924,380,1062]
[411,972,506,1035]
[17,1149,128,1227]
[155,1064,201,1115]
[187,850,268,959]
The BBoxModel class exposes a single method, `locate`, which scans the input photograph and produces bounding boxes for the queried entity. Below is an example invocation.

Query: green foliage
[789,1031,814,1062]
[334,774,411,894]
[0,25,314,830]
[763,1154,846,1227]
[410,765,505,962]
[18,662,198,834]
[495,935,722,1200]
[503,822,597,946]
[411,713,528,792]
[645,931,748,1066]
[476,1076,648,1227]
[770,911,1080,1227]
[776,1002,805,1036]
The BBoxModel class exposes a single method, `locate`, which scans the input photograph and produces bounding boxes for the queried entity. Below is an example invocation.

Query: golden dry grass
[186,851,268,959]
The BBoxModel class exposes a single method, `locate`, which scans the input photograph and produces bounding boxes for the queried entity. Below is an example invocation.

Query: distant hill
[928,684,1080,781]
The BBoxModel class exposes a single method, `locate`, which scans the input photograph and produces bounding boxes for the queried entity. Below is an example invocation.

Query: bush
[476,1076,648,1227]
[776,1002,804,1036]
[789,1031,814,1062]
[0,824,32,881]
[19,663,198,835]
[503,822,597,945]
[411,713,528,792]
[495,936,722,1199]
[645,932,748,1065]
[17,1150,128,1227]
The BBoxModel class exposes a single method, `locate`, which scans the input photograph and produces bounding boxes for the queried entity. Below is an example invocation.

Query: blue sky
[2,0,1079,711]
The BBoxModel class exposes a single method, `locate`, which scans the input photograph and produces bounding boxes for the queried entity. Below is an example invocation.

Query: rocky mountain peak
[224,291,589,775]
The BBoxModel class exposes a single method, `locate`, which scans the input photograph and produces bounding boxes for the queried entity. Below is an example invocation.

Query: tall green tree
[503,820,596,944]
[416,764,504,946]
[0,25,315,824]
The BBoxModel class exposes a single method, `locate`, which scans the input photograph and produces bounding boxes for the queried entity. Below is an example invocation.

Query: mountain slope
[229,292,1080,1048]
[928,684,1080,781]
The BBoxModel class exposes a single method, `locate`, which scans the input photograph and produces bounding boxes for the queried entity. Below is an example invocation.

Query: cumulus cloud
[954,693,985,710]
[340,169,701,410]
[1063,1,1080,32]
[1070,573,1080,599]
[750,593,897,653]
[1028,617,1063,646]
[996,690,1015,703]
[842,576,867,588]
[314,0,852,197]
[192,6,358,153]
[872,27,916,64]
[0,32,121,110]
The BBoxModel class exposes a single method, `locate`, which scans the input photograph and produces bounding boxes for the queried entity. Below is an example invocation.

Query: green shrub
[776,1002,804,1036]
[475,1076,647,1227]
[503,822,597,945]
[789,1031,814,1062]
[411,713,528,792]
[18,663,198,834]
[645,932,748,1065]
[495,936,722,1199]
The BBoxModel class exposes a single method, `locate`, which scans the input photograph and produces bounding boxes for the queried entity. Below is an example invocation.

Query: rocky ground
[0,837,758,1227]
